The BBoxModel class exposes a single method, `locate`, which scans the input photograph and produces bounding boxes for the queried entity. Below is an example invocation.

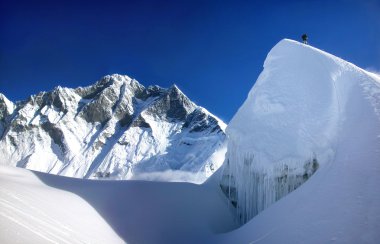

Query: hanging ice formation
[220,149,318,224]
[219,39,344,224]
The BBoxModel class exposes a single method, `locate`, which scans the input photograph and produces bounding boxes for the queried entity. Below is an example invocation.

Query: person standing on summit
[302,34,308,44]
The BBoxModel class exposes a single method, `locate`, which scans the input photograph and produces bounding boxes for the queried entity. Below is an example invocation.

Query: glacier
[220,39,380,224]
[0,75,226,182]
[1,38,380,243]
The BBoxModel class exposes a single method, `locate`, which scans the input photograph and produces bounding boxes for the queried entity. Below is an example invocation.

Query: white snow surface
[219,39,380,241]
[0,166,124,244]
[0,165,237,244]
[227,39,344,168]
[1,39,380,243]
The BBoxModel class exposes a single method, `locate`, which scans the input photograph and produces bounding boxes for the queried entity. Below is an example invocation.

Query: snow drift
[0,165,236,244]
[1,39,380,244]
[221,39,380,224]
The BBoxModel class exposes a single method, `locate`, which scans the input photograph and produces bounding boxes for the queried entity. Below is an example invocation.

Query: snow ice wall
[221,39,348,224]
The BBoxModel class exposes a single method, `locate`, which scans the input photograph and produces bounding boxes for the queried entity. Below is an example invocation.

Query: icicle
[220,144,319,224]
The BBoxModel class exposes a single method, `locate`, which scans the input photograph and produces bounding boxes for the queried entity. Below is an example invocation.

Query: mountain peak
[170,83,179,90]
[168,84,184,96]
[0,93,9,102]
[221,38,380,223]
[0,93,15,119]
[104,74,132,83]
[268,38,354,70]
[0,75,226,181]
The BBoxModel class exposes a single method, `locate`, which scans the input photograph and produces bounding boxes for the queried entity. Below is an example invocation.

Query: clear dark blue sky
[1,0,379,122]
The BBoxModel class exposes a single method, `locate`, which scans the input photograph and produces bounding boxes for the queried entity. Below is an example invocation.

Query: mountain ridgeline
[0,75,226,180]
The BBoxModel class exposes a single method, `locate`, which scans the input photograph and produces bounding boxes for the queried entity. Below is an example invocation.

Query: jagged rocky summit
[0,74,226,181]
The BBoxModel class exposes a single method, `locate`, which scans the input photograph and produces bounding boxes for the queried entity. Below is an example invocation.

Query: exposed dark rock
[143,85,166,98]
[41,121,66,153]
[131,115,151,128]
[183,108,222,133]
[75,76,114,99]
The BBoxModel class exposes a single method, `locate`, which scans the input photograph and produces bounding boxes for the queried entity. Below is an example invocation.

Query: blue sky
[1,0,379,122]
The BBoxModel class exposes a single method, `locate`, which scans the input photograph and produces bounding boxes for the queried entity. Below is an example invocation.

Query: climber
[302,34,308,44]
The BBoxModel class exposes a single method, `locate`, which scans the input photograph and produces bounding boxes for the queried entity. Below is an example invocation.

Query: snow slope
[1,39,379,244]
[0,166,123,244]
[218,39,380,241]
[0,75,226,182]
[0,165,236,244]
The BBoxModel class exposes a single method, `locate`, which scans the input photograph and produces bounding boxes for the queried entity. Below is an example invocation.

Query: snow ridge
[220,39,380,223]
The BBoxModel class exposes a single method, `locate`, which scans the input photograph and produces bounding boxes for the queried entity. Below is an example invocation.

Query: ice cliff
[220,39,380,223]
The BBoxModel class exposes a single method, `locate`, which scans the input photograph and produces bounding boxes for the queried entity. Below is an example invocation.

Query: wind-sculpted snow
[0,74,226,181]
[220,39,380,224]
[0,165,237,244]
[1,39,380,243]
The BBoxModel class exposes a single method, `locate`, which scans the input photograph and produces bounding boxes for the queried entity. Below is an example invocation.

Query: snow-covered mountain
[1,39,379,244]
[0,75,226,181]
[220,38,380,228]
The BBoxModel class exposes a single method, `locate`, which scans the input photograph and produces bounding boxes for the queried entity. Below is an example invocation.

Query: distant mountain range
[0,74,226,181]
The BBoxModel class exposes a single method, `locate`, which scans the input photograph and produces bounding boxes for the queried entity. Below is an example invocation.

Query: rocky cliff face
[0,74,226,180]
